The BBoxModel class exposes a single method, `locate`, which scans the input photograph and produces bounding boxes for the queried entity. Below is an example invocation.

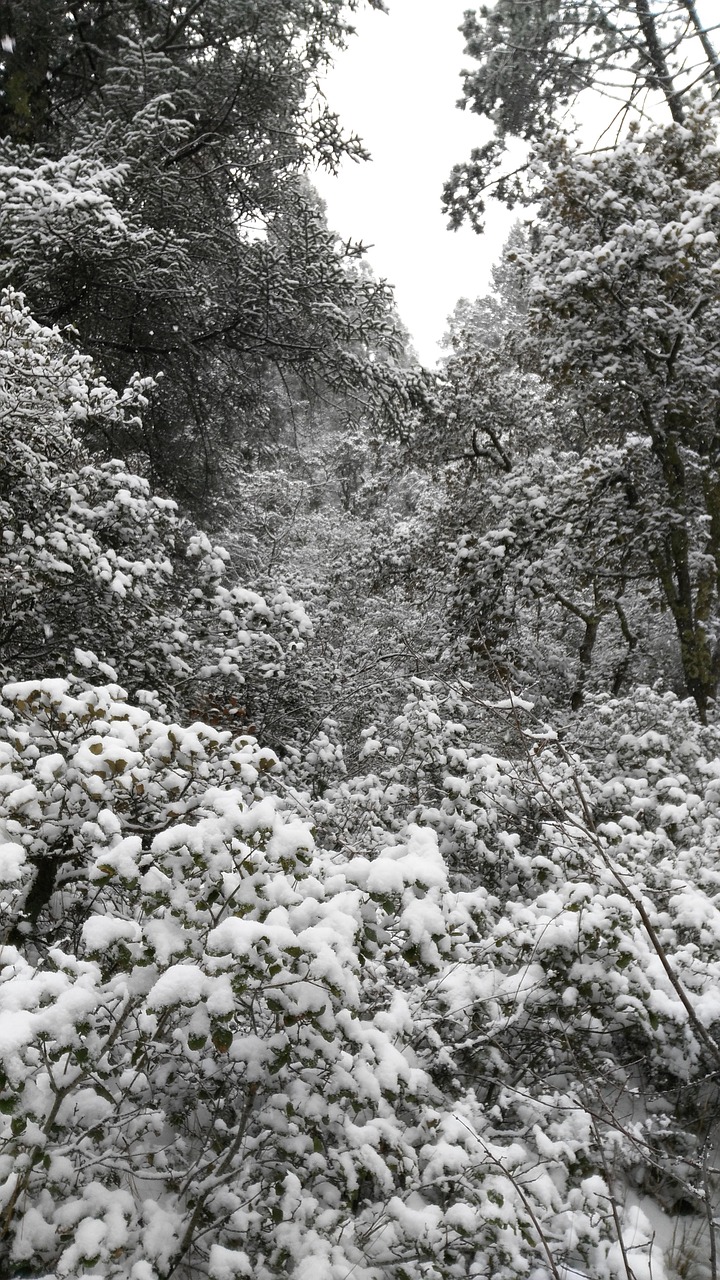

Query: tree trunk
[648,424,718,720]
[571,611,601,711]
[634,0,685,122]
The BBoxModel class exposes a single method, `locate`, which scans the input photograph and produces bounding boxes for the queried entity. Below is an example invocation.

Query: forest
[2,1,720,1277]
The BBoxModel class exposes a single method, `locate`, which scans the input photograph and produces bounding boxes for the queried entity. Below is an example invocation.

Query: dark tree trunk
[634,0,685,122]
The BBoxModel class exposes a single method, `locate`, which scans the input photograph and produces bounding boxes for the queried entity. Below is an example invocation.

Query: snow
[146,964,210,1009]
[82,915,142,952]
[0,842,26,883]
[209,1244,253,1278]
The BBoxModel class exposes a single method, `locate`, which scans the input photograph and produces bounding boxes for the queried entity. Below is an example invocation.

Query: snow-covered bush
[302,679,720,1268]
[2,676,720,1277]
[0,676,576,1279]
[0,289,310,728]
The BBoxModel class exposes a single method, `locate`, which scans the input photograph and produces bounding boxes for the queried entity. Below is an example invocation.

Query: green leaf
[211,1027,233,1054]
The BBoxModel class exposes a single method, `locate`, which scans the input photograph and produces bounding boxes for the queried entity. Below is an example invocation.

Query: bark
[644,401,719,720]
[634,0,685,122]
[571,612,601,711]
[611,599,639,697]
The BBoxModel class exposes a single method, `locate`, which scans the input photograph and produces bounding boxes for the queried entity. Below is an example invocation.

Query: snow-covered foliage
[444,0,720,231]
[3,7,720,1277]
[425,107,720,719]
[526,110,720,413]
[516,108,720,716]
[0,289,310,725]
[448,442,672,705]
[0,8,427,499]
[2,677,720,1278]
[0,140,162,294]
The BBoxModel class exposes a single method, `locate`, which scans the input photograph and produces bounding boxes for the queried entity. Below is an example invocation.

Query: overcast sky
[313,0,514,366]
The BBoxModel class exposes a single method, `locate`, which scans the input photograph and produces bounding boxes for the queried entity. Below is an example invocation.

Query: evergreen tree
[0,1,421,503]
[444,0,720,230]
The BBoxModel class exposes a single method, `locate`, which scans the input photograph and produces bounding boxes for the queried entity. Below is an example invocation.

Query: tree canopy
[444,0,720,230]
[0,0,421,501]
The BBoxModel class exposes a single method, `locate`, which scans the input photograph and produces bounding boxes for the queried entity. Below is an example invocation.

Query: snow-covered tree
[4,7,720,1279]
[0,288,310,729]
[515,107,720,717]
[438,106,720,716]
[444,0,720,230]
[0,1,425,501]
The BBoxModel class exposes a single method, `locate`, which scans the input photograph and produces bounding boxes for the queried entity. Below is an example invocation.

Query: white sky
[313,0,514,366]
